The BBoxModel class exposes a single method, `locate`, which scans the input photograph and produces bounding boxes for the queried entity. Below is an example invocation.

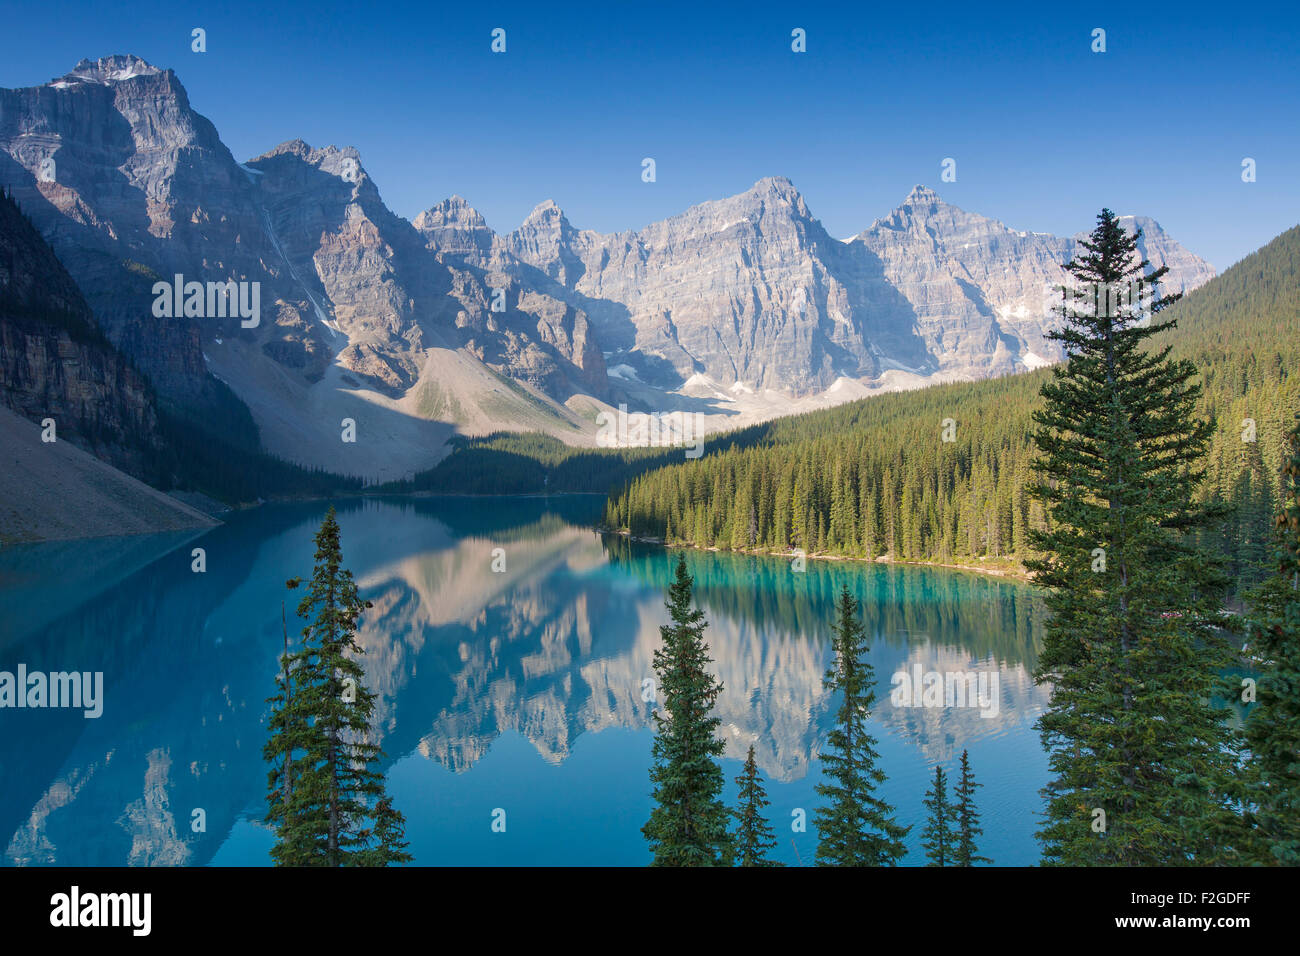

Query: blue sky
[2,0,1296,269]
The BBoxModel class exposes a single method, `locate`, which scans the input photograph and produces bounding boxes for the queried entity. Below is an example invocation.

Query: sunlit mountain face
[0,496,1049,866]
[1,56,1218,482]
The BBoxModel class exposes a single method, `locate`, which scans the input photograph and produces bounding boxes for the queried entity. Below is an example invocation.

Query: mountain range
[1,55,1215,482]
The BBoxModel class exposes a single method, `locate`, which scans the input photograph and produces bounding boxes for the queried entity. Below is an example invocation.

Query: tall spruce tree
[642,554,732,865]
[920,766,958,866]
[733,744,782,866]
[264,507,412,866]
[1229,438,1274,591]
[1241,415,1300,864]
[814,587,909,865]
[1027,209,1237,865]
[953,748,991,866]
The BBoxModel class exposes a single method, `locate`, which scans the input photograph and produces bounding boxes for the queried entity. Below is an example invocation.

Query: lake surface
[0,495,1050,866]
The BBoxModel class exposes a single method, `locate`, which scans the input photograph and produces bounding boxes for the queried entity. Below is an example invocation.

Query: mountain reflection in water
[0,495,1050,866]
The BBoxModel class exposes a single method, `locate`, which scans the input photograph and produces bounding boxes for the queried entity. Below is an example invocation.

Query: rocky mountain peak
[522,198,567,227]
[903,183,942,206]
[414,195,488,232]
[740,175,810,217]
[750,175,798,197]
[0,54,1219,477]
[413,195,494,261]
[861,184,968,237]
[251,139,365,180]
[254,138,314,161]
[56,54,164,86]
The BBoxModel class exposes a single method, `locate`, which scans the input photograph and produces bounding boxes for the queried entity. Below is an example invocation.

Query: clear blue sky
[2,0,1296,269]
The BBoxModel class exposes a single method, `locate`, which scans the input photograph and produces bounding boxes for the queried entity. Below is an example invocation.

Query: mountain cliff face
[0,187,219,542]
[497,177,934,391]
[245,139,608,400]
[853,186,1218,378]
[492,180,1216,391]
[0,55,1216,479]
[0,187,164,478]
[0,56,268,405]
[1,57,608,478]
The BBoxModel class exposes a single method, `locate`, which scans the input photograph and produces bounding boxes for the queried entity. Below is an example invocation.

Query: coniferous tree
[733,744,782,866]
[643,555,732,865]
[953,748,991,866]
[814,587,910,865]
[1241,415,1300,864]
[264,507,411,866]
[920,766,958,866]
[1230,437,1274,592]
[1026,210,1237,865]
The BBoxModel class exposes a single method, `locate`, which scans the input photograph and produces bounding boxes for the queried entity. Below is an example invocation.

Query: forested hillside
[602,225,1300,595]
[374,432,708,495]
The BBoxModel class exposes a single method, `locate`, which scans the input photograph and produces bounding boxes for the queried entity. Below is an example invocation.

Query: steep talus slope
[0,185,219,541]
[0,405,216,543]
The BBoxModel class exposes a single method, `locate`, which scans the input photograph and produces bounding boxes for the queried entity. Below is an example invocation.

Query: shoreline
[601,529,1036,584]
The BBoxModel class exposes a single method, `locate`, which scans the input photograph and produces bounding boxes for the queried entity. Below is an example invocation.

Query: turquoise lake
[0,495,1051,866]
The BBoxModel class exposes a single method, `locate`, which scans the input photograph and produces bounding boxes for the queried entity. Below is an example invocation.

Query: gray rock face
[0,184,165,480]
[411,196,494,261]
[409,195,609,397]
[498,177,927,391]
[492,178,1214,392]
[853,186,1217,377]
[0,55,266,404]
[0,56,607,417]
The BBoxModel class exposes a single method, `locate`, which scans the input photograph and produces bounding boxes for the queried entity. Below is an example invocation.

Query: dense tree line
[154,390,365,504]
[1239,413,1300,863]
[604,225,1300,600]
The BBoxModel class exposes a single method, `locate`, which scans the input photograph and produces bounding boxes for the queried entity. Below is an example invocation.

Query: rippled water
[0,495,1050,866]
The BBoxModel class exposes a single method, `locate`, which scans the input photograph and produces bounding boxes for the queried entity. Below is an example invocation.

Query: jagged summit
[246,141,371,194]
[749,175,799,196]
[54,55,164,86]
[858,184,967,236]
[903,184,942,205]
[253,138,316,161]
[736,176,809,214]
[413,195,489,232]
[251,139,361,166]
[521,198,567,226]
